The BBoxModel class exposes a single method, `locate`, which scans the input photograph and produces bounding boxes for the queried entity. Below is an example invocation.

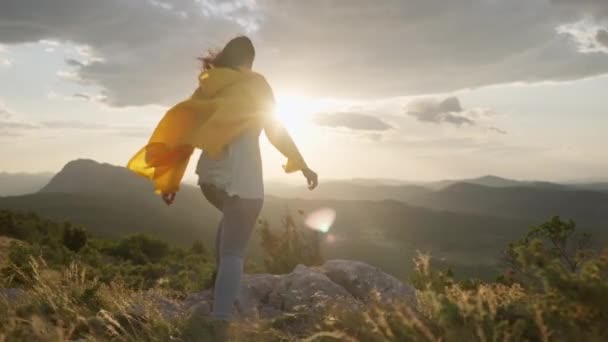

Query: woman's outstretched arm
[264,116,319,190]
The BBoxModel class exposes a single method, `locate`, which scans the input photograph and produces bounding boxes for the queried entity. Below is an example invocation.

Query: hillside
[0,236,20,268]
[0,188,534,279]
[265,181,431,203]
[267,178,608,225]
[2,159,607,278]
[1,211,606,342]
[0,159,542,279]
[414,182,608,224]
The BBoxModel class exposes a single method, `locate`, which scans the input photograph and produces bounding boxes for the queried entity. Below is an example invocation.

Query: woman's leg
[214,218,223,270]
[211,196,263,320]
[201,184,226,285]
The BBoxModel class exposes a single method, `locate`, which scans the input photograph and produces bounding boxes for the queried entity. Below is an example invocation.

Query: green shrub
[62,223,88,252]
[258,211,324,274]
[108,234,170,264]
[2,210,607,341]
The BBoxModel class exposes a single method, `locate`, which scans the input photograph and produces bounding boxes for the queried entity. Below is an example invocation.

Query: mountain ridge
[2,159,606,279]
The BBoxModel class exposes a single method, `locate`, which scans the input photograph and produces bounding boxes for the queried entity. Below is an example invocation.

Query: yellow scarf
[127,68,304,194]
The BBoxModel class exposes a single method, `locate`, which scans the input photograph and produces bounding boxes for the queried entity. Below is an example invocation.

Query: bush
[62,223,88,252]
[108,234,170,264]
[1,210,214,293]
[2,210,607,341]
[258,211,324,274]
[305,216,608,341]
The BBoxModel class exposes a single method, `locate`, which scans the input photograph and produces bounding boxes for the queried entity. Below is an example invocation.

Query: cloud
[0,102,13,118]
[56,70,81,82]
[2,1,608,105]
[0,119,111,131]
[65,58,86,67]
[0,101,144,138]
[72,93,92,101]
[0,121,38,130]
[407,97,476,126]
[597,30,608,48]
[314,112,393,131]
[488,127,508,135]
[557,21,608,53]
[550,0,608,19]
[70,93,107,102]
[0,0,253,106]
[254,0,608,98]
[40,120,109,130]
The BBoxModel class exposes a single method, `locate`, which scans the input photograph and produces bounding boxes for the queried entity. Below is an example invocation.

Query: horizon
[2,158,607,186]
[2,1,608,183]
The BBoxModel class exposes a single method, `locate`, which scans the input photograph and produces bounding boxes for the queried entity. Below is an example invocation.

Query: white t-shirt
[196,128,264,199]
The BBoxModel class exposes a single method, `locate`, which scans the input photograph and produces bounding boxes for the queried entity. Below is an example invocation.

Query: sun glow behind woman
[273,93,335,135]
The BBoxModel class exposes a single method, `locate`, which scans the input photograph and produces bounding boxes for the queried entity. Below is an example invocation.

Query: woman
[152,36,318,321]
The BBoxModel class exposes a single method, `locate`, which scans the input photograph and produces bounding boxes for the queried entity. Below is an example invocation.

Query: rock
[183,290,213,312]
[190,301,211,317]
[236,273,281,319]
[320,259,417,307]
[267,264,359,313]
[182,260,417,322]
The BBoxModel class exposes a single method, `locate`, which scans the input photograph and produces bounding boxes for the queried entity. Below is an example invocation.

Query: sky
[0,0,607,183]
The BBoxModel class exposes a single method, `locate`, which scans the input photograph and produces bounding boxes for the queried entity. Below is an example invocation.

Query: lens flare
[326,233,336,243]
[304,207,336,233]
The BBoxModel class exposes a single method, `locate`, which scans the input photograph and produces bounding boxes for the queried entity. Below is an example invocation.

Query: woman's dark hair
[200,36,255,71]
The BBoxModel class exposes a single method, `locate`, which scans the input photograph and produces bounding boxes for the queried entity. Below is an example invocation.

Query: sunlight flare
[304,207,336,233]
[273,93,330,130]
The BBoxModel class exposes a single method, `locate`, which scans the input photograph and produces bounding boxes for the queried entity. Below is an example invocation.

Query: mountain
[265,181,431,203]
[424,175,568,190]
[425,175,523,190]
[413,182,608,224]
[569,182,608,193]
[2,159,607,279]
[267,176,608,224]
[41,159,153,194]
[0,159,543,279]
[2,160,219,246]
[0,172,54,196]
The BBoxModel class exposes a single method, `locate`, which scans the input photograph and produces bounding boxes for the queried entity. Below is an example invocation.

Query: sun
[273,93,323,131]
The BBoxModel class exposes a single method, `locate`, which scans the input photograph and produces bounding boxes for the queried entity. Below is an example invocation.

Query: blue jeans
[201,184,263,320]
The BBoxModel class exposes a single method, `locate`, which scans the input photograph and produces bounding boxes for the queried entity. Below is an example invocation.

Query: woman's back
[196,127,264,200]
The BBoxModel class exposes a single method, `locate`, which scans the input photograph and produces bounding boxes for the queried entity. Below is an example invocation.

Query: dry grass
[0,258,298,341]
[0,236,20,268]
[2,255,607,341]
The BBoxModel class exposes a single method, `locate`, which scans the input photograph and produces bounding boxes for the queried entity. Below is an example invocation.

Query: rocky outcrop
[1,260,417,330]
[183,259,417,321]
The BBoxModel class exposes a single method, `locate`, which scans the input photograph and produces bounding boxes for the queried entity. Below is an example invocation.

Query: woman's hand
[302,168,319,190]
[162,192,176,206]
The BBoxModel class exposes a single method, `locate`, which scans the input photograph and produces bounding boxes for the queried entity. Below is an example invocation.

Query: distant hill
[267,177,608,225]
[0,191,534,279]
[0,172,54,196]
[0,159,541,279]
[425,175,523,190]
[423,175,568,190]
[1,159,607,279]
[413,182,608,224]
[569,182,608,193]
[266,181,431,203]
[41,159,153,194]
